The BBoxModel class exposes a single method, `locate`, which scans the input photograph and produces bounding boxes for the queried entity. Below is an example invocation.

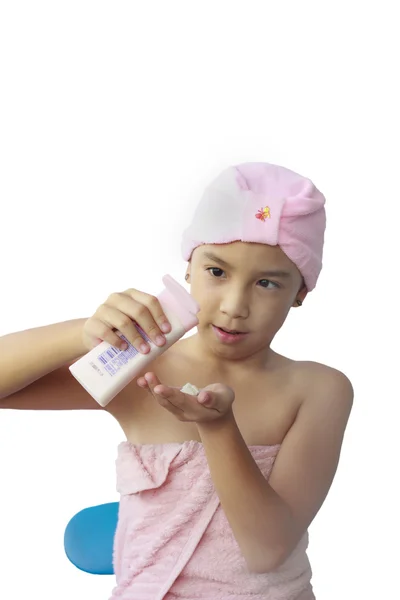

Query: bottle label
[95,323,153,377]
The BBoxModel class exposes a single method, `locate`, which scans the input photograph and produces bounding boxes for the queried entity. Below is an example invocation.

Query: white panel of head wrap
[184,167,245,247]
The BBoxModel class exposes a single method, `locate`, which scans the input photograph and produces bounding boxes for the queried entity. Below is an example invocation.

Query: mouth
[212,324,249,343]
[216,326,246,335]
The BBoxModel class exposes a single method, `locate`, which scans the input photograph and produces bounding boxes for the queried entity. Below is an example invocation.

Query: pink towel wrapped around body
[109,441,314,600]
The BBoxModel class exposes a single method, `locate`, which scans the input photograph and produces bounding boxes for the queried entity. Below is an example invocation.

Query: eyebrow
[202,251,292,279]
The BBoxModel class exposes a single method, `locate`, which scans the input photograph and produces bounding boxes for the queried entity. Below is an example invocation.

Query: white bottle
[69,275,200,407]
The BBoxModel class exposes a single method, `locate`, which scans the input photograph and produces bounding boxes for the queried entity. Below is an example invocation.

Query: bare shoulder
[294,359,353,390]
[293,359,354,416]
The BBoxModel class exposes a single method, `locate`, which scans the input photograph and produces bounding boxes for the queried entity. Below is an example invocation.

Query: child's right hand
[82,289,172,353]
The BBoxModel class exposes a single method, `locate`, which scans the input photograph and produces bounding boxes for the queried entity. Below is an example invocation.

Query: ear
[293,282,308,307]
[185,262,191,283]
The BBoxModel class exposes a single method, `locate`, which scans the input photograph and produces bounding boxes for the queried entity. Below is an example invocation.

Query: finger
[86,317,129,350]
[149,378,186,412]
[144,372,162,390]
[152,384,176,399]
[96,304,151,353]
[103,292,166,348]
[157,395,185,418]
[197,390,213,406]
[136,376,149,389]
[143,373,172,403]
[143,373,186,412]
[123,290,172,334]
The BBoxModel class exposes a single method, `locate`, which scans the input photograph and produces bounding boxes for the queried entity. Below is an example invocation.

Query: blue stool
[64,502,119,575]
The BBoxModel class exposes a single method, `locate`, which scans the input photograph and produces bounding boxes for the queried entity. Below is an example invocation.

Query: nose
[219,287,250,320]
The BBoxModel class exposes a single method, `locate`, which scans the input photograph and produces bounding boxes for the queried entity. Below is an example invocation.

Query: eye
[207,267,225,278]
[258,279,280,289]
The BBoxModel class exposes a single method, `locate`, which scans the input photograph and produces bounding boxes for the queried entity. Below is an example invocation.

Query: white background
[0,1,398,598]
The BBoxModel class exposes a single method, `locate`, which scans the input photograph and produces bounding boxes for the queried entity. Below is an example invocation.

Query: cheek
[253,297,291,327]
[268,302,292,329]
[191,280,218,310]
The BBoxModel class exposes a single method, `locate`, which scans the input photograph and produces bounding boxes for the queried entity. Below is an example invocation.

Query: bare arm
[0,285,173,411]
[197,367,354,573]
[0,319,101,410]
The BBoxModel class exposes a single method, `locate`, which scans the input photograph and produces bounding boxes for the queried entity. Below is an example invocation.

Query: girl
[0,162,353,599]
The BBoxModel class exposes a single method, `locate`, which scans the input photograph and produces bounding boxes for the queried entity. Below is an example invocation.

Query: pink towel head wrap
[181,162,326,291]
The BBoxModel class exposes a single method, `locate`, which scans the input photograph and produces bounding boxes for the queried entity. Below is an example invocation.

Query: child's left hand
[137,372,235,423]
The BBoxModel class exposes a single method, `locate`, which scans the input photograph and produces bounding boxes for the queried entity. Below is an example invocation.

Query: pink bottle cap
[158,274,200,331]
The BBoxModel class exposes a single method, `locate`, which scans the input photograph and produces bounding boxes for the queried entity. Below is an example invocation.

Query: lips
[212,325,249,344]
[217,326,246,335]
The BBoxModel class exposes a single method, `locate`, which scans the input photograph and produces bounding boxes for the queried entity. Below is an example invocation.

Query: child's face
[188,242,306,361]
